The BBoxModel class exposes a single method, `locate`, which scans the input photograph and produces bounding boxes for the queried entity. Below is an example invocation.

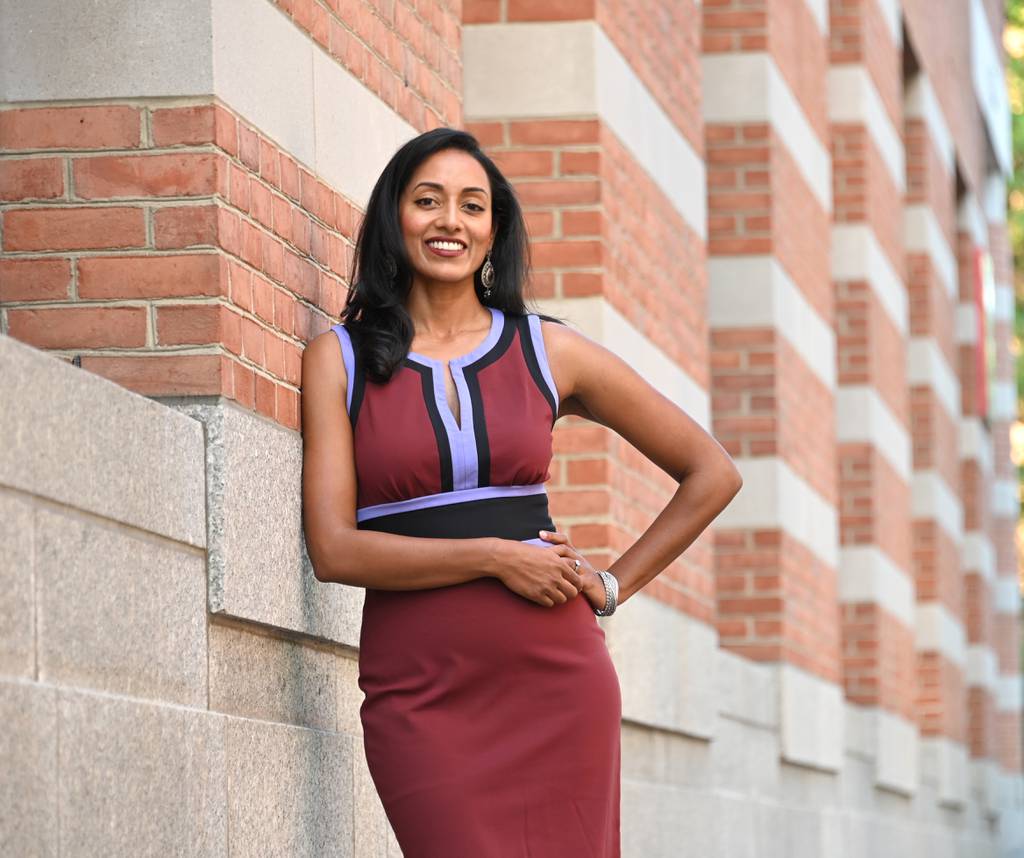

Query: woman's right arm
[300,329,505,589]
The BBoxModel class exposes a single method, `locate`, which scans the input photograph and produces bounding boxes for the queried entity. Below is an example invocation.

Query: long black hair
[340,127,565,383]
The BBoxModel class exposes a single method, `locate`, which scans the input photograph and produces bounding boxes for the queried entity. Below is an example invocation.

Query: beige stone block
[715,647,779,728]
[0,334,205,547]
[0,491,35,678]
[603,591,717,739]
[0,680,58,857]
[226,715,354,857]
[710,713,780,797]
[209,621,337,731]
[35,506,207,706]
[337,652,364,737]
[58,689,227,856]
[171,400,364,648]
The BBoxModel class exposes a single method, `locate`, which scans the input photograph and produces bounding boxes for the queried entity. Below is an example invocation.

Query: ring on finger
[573,559,581,571]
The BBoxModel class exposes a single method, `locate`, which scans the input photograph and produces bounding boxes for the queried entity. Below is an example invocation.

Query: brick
[263,234,286,285]
[240,220,264,268]
[250,181,273,230]
[228,162,250,212]
[560,150,599,175]
[78,253,223,299]
[509,120,600,146]
[238,123,260,172]
[240,316,266,364]
[524,210,554,238]
[228,260,253,311]
[153,203,219,249]
[276,385,300,431]
[233,359,256,408]
[561,210,601,236]
[8,305,147,348]
[465,121,504,146]
[218,208,242,257]
[283,249,319,302]
[0,105,142,150]
[252,275,275,322]
[154,302,223,345]
[255,372,276,419]
[548,489,610,517]
[80,353,225,396]
[490,150,554,177]
[566,458,609,484]
[279,154,300,201]
[2,206,146,251]
[150,105,216,146]
[264,330,287,378]
[0,258,72,302]
[561,272,602,296]
[515,180,600,206]
[273,287,296,335]
[213,105,238,157]
[0,157,65,201]
[530,240,602,267]
[507,0,595,21]
[73,152,219,199]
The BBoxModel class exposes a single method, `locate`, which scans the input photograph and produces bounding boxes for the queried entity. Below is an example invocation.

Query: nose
[435,198,460,231]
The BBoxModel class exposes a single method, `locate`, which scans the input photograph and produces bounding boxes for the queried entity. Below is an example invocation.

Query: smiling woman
[299,127,742,858]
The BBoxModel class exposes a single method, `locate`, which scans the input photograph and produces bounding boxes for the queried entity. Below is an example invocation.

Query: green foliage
[1003,1,1024,544]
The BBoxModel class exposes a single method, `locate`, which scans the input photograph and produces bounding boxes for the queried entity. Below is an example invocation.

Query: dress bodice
[331,307,560,540]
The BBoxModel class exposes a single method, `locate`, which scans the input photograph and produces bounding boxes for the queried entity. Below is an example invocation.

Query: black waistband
[357,491,556,541]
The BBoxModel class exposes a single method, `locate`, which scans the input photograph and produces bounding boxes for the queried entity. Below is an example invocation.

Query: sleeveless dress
[331,305,622,858]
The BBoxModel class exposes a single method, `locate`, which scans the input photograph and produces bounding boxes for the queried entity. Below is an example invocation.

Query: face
[398,149,495,290]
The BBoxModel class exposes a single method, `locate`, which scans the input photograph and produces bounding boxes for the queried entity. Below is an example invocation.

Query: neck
[405,282,490,338]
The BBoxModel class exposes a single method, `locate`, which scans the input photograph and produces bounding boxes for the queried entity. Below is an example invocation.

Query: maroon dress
[331,306,622,857]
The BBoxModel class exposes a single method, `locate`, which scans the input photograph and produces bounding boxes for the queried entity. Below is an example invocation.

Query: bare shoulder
[300,328,348,446]
[302,328,347,392]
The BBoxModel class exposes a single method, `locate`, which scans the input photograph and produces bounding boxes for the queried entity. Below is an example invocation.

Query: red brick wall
[0,102,363,430]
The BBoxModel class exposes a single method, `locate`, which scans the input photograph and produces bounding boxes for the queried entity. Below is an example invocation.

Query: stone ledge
[0,334,206,547]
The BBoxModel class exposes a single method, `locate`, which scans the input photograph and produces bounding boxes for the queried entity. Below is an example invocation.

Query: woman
[301,127,743,857]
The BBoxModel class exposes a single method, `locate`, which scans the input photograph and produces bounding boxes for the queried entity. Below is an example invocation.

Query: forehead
[405,149,490,193]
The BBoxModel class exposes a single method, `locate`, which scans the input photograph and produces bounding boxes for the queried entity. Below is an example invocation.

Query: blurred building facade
[1,0,1022,855]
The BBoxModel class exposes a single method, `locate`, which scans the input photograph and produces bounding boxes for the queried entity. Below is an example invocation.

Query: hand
[537,529,607,613]
[489,533,586,607]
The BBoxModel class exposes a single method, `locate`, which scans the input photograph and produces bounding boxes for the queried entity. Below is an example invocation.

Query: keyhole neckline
[406,305,502,369]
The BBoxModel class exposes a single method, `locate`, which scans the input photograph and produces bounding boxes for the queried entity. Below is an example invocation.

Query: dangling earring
[481,249,495,299]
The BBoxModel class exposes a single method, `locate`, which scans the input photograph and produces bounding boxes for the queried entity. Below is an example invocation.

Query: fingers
[539,528,568,545]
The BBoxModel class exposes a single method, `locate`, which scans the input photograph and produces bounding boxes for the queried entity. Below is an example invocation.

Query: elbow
[722,463,743,498]
[306,533,346,584]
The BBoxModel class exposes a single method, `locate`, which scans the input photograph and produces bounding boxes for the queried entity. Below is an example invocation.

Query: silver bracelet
[593,570,619,616]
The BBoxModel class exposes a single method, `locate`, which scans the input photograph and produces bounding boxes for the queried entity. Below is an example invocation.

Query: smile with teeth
[425,238,468,258]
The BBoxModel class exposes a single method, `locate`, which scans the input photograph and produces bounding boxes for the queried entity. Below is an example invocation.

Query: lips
[425,238,467,257]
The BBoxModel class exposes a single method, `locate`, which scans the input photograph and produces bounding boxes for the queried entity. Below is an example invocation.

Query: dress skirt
[357,574,622,858]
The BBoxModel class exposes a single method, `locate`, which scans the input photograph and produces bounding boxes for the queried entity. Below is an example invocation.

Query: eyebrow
[412,181,489,197]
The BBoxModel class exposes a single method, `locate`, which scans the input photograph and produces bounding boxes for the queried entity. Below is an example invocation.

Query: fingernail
[539,530,548,537]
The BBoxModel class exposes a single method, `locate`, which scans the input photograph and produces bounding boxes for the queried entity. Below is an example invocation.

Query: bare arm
[542,319,743,605]
[301,330,501,588]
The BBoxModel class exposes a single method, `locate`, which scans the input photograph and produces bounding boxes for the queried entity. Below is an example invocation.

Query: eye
[465,202,485,212]
[414,197,437,207]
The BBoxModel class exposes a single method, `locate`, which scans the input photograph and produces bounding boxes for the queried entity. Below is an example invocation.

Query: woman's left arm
[542,319,743,606]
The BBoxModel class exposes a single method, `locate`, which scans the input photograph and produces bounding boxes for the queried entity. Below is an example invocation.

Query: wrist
[479,537,505,579]
[593,569,620,616]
